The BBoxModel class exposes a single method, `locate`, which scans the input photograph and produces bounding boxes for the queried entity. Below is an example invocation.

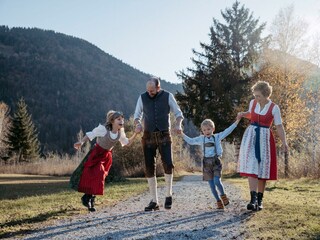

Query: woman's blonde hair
[105,110,124,130]
[201,119,215,129]
[251,81,272,97]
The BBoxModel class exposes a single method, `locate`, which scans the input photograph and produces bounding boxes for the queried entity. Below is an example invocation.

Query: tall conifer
[5,97,40,162]
[176,1,266,136]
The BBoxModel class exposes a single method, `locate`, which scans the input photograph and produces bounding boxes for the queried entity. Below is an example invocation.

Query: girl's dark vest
[141,90,170,132]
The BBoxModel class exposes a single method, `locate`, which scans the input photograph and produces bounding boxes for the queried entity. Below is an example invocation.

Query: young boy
[181,118,240,209]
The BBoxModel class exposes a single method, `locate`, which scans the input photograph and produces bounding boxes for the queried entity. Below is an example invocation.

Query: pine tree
[5,97,40,162]
[176,1,266,135]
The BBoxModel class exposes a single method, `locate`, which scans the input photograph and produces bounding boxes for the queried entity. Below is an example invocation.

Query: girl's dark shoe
[144,201,160,211]
[257,192,263,211]
[89,195,96,212]
[247,191,257,211]
[81,194,90,208]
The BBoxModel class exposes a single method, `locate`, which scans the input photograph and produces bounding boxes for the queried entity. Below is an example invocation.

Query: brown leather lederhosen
[202,135,222,181]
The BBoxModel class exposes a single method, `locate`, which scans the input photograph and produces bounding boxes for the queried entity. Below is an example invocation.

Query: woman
[237,81,288,211]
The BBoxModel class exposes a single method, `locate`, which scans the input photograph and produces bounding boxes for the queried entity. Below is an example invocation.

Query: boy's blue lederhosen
[202,135,222,181]
[142,130,173,178]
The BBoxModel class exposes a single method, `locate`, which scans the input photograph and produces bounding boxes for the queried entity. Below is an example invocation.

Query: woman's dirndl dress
[238,100,278,180]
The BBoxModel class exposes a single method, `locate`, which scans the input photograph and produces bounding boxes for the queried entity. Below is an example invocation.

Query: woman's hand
[238,111,251,120]
[237,112,246,120]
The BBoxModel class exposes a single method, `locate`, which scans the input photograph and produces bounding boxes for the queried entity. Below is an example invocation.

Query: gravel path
[22,174,251,240]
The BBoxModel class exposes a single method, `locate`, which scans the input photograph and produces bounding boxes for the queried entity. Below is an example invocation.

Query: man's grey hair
[148,76,161,87]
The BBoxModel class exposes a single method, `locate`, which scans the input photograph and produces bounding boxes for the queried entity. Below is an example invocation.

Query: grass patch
[226,177,320,240]
[0,174,165,238]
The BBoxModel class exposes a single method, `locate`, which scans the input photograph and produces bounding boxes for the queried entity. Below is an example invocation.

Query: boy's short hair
[201,119,215,129]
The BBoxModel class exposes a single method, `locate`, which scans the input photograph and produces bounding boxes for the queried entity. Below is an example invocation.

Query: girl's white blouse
[248,99,282,125]
[86,124,129,146]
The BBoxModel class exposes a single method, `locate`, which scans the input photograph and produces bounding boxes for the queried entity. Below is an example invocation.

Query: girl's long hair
[105,110,124,130]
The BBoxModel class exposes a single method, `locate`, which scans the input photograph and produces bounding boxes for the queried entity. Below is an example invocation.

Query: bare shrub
[221,141,238,175]
[112,137,145,178]
[277,146,320,179]
[174,145,200,173]
[111,131,196,178]
[0,153,81,176]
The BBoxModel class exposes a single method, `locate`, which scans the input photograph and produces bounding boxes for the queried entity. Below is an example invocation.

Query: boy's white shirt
[183,122,238,157]
[86,124,129,146]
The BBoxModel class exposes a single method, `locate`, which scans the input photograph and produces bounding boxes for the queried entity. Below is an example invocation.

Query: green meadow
[227,177,320,240]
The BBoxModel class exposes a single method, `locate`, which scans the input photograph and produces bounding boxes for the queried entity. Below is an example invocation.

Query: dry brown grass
[1,131,319,180]
[0,153,81,176]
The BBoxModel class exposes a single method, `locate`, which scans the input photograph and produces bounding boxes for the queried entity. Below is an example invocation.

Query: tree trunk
[284,151,289,178]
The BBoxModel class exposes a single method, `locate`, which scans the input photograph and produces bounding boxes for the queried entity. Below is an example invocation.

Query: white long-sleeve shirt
[86,124,129,146]
[133,91,184,125]
[183,122,238,157]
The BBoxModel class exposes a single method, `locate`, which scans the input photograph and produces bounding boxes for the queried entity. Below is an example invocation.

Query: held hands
[134,123,143,134]
[237,112,246,121]
[74,142,82,150]
[174,124,182,135]
[174,117,183,135]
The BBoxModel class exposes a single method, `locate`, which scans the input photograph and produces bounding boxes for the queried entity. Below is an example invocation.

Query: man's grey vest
[141,90,170,132]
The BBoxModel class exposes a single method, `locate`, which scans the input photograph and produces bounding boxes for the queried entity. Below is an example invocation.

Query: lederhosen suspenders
[203,134,216,160]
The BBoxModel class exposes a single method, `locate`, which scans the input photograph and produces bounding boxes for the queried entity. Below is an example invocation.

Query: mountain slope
[0,26,182,153]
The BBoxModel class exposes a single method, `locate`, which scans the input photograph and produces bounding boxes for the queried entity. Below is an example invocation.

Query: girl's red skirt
[78,144,112,195]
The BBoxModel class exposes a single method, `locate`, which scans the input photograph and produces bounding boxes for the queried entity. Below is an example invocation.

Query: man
[134,77,183,211]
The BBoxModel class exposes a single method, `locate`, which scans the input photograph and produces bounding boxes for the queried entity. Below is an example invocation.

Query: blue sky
[1,0,319,83]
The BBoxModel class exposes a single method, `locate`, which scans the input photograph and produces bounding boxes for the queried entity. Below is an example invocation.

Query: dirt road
[23,174,251,240]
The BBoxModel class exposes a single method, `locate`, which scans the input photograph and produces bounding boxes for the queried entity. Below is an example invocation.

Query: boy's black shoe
[164,196,172,209]
[144,201,160,211]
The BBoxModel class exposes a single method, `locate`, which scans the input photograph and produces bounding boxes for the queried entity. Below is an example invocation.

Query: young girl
[181,118,240,209]
[70,110,138,212]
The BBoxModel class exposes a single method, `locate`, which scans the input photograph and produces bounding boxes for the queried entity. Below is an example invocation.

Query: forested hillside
[0,26,182,153]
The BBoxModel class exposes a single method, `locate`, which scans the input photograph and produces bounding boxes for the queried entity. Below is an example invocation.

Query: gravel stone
[20,174,251,240]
